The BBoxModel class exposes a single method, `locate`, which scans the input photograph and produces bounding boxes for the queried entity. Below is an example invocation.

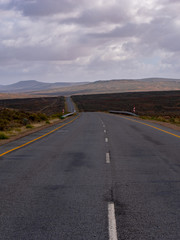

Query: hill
[33,78,180,96]
[1,78,180,97]
[0,80,88,93]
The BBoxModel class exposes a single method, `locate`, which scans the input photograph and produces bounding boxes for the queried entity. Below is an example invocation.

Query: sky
[0,0,180,84]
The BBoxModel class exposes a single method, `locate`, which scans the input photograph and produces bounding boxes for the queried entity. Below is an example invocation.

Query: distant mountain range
[0,80,88,93]
[0,78,180,97]
[33,78,180,96]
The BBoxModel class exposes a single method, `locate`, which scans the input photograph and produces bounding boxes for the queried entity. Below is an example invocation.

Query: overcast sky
[0,0,180,84]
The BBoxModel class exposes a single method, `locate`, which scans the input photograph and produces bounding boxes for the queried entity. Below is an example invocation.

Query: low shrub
[0,106,65,133]
[0,132,9,139]
[22,118,29,125]
[51,112,63,119]
[140,115,180,125]
[0,108,51,131]
[26,124,33,129]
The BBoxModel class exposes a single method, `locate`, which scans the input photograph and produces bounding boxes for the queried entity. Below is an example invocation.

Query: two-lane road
[0,112,180,239]
[66,97,76,113]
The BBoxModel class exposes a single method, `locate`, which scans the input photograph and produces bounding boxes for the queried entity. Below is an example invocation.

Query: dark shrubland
[72,91,180,116]
[0,96,65,116]
[0,97,65,132]
[72,91,180,125]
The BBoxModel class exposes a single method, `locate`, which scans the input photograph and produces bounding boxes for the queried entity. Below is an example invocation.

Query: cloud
[0,0,180,84]
[2,0,83,16]
[62,2,130,27]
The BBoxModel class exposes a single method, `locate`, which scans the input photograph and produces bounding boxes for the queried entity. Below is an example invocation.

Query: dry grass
[0,117,63,146]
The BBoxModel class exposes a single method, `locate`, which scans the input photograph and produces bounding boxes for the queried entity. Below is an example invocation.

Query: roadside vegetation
[0,132,9,139]
[0,96,65,141]
[72,91,180,126]
[0,108,49,131]
[0,96,65,115]
[140,115,180,126]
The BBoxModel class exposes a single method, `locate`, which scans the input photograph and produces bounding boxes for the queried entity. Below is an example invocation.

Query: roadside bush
[0,119,9,131]
[0,108,50,131]
[0,132,9,139]
[22,118,29,126]
[26,124,33,129]
[170,118,175,123]
[29,113,38,122]
[38,113,48,121]
[29,113,48,122]
[51,112,63,119]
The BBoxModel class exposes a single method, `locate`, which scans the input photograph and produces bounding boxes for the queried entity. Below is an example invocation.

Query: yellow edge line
[0,115,79,157]
[118,115,180,138]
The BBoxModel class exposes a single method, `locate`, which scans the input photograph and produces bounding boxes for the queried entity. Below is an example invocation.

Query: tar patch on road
[64,152,92,172]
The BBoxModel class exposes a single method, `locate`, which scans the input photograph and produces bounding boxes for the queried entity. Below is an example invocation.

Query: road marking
[101,120,105,126]
[0,115,79,157]
[105,138,108,143]
[118,116,180,139]
[106,152,110,163]
[108,202,118,240]
[104,130,107,133]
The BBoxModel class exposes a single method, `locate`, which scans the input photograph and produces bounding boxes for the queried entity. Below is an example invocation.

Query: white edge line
[108,202,118,240]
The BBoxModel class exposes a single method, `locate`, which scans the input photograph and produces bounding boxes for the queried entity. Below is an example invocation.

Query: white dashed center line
[108,202,118,240]
[106,153,110,163]
[105,138,108,143]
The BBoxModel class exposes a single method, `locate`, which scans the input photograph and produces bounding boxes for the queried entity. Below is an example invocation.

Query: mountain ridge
[33,78,180,96]
[0,80,89,92]
[0,78,180,96]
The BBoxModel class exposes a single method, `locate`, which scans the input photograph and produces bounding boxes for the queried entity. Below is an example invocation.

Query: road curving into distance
[0,112,179,240]
[66,96,76,113]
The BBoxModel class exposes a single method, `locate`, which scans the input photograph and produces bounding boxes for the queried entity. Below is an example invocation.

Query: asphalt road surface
[66,97,76,113]
[0,112,180,240]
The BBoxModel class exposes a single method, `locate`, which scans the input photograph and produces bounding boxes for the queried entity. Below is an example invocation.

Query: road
[0,112,180,239]
[66,96,76,113]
